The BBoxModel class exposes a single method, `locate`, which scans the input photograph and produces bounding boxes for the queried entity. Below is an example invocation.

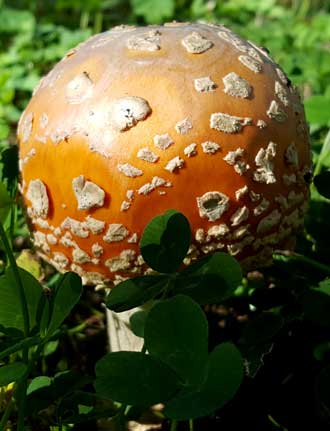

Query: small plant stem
[189,419,194,431]
[0,396,15,431]
[314,128,330,176]
[170,419,177,431]
[94,11,103,34]
[273,251,330,275]
[0,221,30,336]
[0,220,30,429]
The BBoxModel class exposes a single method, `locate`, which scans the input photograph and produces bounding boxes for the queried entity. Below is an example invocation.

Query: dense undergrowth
[0,1,330,430]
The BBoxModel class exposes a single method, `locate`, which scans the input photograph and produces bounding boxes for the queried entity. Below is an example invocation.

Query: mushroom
[18,22,312,286]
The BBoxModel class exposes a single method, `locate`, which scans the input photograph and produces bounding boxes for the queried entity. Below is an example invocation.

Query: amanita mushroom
[18,22,312,286]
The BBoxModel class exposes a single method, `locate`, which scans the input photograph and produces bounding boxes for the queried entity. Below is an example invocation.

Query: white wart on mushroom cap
[18,22,312,284]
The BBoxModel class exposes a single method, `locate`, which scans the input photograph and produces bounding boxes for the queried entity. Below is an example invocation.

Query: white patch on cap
[235,185,249,200]
[165,156,185,173]
[20,112,34,143]
[238,55,262,73]
[137,147,159,163]
[105,249,136,272]
[287,190,304,208]
[275,81,289,106]
[127,233,138,243]
[61,217,89,238]
[253,198,270,216]
[138,183,155,196]
[46,234,57,245]
[249,190,261,202]
[275,194,289,210]
[257,210,282,234]
[197,191,230,221]
[120,201,131,211]
[26,179,49,219]
[184,143,197,157]
[66,72,93,104]
[285,142,299,167]
[181,32,213,54]
[85,215,105,234]
[266,100,287,122]
[230,206,249,226]
[39,113,48,129]
[257,119,267,129]
[207,224,230,239]
[108,96,151,132]
[201,141,221,154]
[72,175,105,210]
[253,141,277,184]
[210,112,252,133]
[233,225,250,240]
[52,252,69,271]
[223,148,250,175]
[60,232,78,248]
[175,118,193,135]
[276,68,289,85]
[153,133,174,150]
[92,243,103,257]
[117,163,143,178]
[283,173,297,186]
[194,76,217,93]
[126,190,134,200]
[33,231,50,254]
[127,30,161,52]
[103,223,129,243]
[222,72,252,99]
[227,235,254,256]
[72,248,91,264]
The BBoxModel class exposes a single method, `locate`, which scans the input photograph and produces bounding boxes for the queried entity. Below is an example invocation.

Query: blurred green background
[0,0,330,151]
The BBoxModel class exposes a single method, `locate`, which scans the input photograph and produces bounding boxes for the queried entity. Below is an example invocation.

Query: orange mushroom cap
[18,22,312,285]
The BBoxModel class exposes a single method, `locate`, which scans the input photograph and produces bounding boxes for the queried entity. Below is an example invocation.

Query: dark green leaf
[175,253,242,304]
[130,310,148,338]
[95,351,181,406]
[316,364,330,420]
[314,171,330,199]
[0,268,42,332]
[164,343,244,420]
[46,272,82,336]
[0,181,12,224]
[106,275,168,312]
[140,210,191,273]
[145,295,208,387]
[240,312,284,345]
[0,362,27,386]
[302,288,330,327]
[0,146,18,195]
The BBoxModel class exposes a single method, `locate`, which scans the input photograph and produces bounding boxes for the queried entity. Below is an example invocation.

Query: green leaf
[302,287,330,327]
[314,171,330,199]
[0,181,12,224]
[164,343,244,420]
[0,146,18,195]
[144,295,208,387]
[316,364,330,420]
[130,310,148,338]
[95,351,181,406]
[239,312,284,345]
[131,0,175,23]
[27,376,52,396]
[304,95,330,126]
[175,253,242,304]
[46,272,82,336]
[0,362,27,386]
[140,210,191,273]
[0,268,43,332]
[106,275,168,312]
